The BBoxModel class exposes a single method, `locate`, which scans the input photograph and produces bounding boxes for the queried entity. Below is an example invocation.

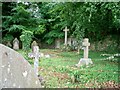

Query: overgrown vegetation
[18,49,119,88]
[2,2,120,52]
[2,1,119,88]
[20,30,33,50]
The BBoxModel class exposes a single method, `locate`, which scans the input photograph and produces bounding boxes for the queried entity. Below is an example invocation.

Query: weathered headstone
[63,26,69,46]
[31,41,38,52]
[55,39,61,49]
[68,38,72,46]
[76,38,93,67]
[71,38,77,50]
[28,45,40,76]
[71,38,77,46]
[13,38,19,50]
[0,44,41,88]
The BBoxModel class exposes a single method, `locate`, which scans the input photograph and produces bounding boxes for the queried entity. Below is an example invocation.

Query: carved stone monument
[0,44,41,88]
[76,38,93,67]
[13,38,19,50]
[28,44,40,76]
[63,26,69,46]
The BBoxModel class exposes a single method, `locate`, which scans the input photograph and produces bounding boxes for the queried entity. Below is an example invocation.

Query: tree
[45,2,120,51]
[2,2,45,50]
[2,2,120,52]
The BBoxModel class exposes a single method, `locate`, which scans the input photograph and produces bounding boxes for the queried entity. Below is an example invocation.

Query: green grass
[18,49,119,88]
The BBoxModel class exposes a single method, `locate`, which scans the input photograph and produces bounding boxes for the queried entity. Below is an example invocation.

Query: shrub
[69,70,81,83]
[61,44,72,51]
[2,34,14,47]
[20,30,33,51]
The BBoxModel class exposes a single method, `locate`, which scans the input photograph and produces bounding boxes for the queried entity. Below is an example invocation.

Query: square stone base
[75,58,93,67]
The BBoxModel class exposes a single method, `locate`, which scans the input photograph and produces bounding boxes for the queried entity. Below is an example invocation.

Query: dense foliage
[20,30,33,50]
[2,2,120,51]
[2,2,45,48]
[47,2,120,44]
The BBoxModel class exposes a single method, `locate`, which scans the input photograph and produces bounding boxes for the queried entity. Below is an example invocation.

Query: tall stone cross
[63,26,69,46]
[28,45,40,76]
[76,38,93,67]
[82,38,90,59]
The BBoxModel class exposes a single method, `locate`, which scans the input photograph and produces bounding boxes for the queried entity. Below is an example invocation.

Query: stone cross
[28,46,40,76]
[63,26,69,46]
[75,38,93,67]
[13,38,19,50]
[82,38,90,59]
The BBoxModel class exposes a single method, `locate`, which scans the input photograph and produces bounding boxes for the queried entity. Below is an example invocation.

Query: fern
[9,25,26,32]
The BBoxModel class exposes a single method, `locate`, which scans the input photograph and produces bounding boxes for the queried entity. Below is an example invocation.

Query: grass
[18,49,119,88]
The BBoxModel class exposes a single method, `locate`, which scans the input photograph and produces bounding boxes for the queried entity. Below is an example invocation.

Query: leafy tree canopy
[2,2,120,49]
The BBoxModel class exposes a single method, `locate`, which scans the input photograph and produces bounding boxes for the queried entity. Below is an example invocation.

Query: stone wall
[37,36,119,52]
[90,36,119,52]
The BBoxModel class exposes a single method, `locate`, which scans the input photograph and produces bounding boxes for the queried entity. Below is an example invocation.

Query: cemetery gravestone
[13,38,19,50]
[55,39,61,49]
[68,38,72,46]
[31,41,38,52]
[71,38,77,50]
[76,38,93,67]
[83,38,90,59]
[28,45,40,76]
[63,26,69,46]
[0,44,41,88]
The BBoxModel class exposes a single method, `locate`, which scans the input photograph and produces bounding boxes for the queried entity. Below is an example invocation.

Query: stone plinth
[76,58,93,67]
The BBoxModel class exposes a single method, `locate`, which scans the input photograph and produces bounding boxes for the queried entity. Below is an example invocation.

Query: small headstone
[0,44,41,88]
[13,38,19,50]
[31,41,38,52]
[55,39,61,49]
[71,38,77,50]
[76,38,93,67]
[68,38,72,46]
[63,26,69,46]
[28,45,40,76]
